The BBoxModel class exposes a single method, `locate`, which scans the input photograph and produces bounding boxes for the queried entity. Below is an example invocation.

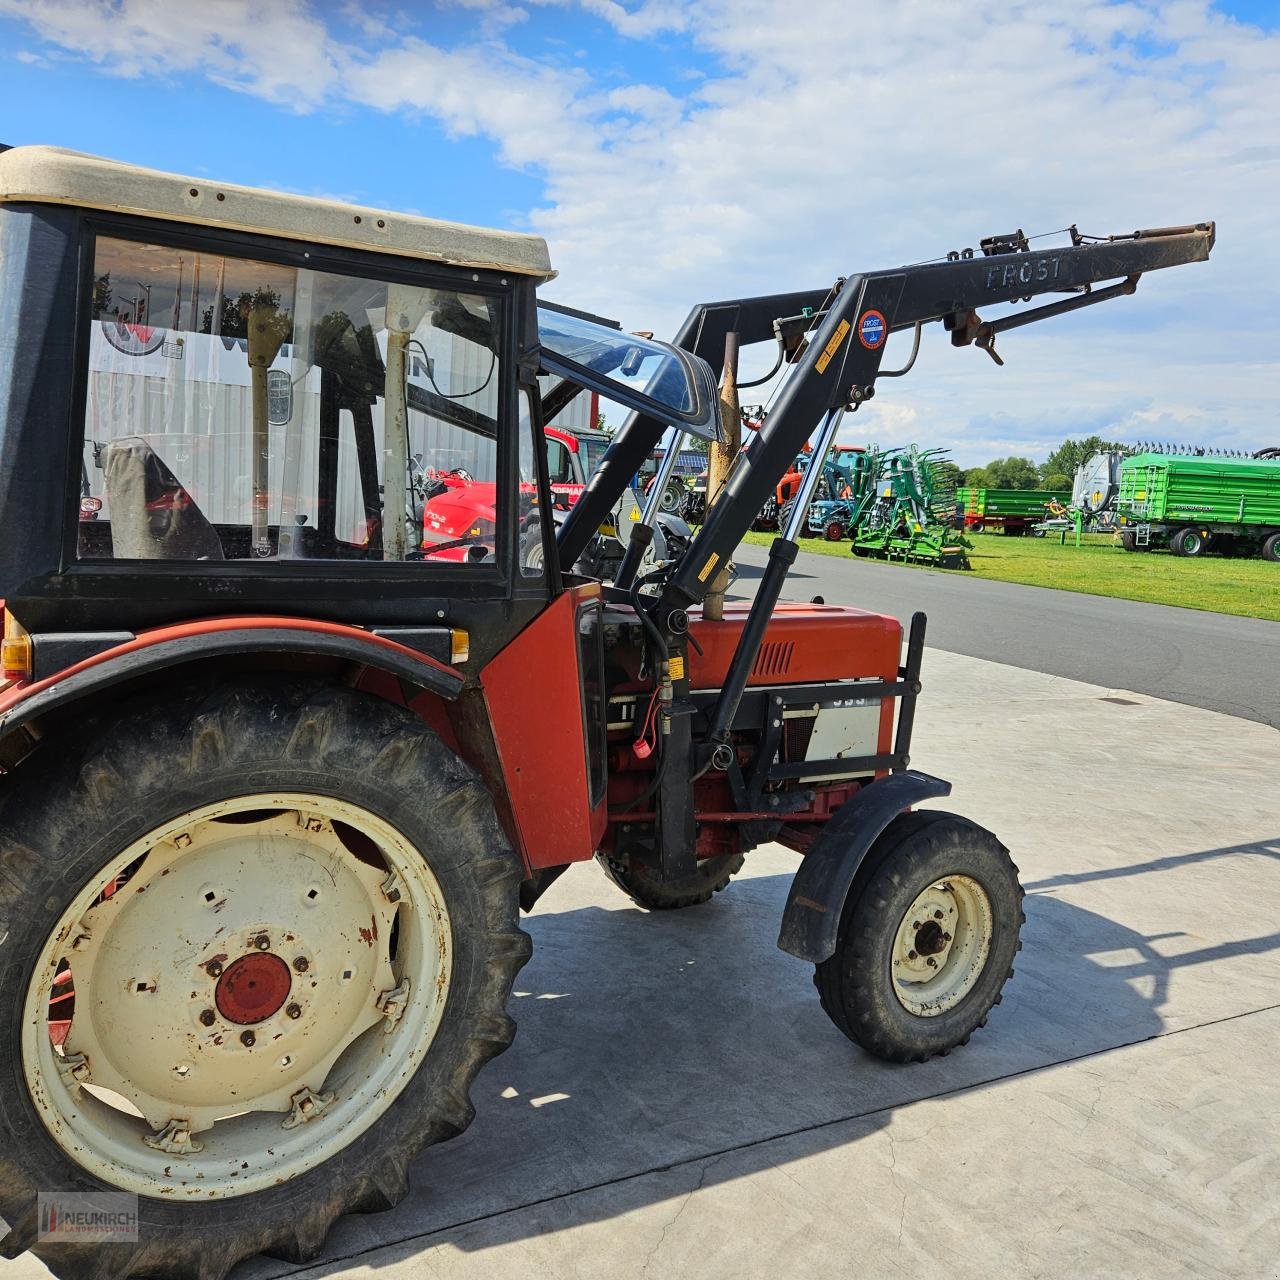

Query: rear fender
[777,770,952,963]
[0,619,464,764]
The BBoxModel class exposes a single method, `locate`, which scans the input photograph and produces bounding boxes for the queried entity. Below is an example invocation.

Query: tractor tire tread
[814,810,1022,1064]
[596,851,745,910]
[0,676,529,1280]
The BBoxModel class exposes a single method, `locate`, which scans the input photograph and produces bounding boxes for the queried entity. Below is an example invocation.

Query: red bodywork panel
[602,602,903,859]
[480,583,607,872]
[687,602,901,690]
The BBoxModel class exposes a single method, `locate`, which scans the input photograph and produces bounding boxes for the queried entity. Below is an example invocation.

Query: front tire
[0,679,530,1280]
[814,811,1022,1063]
[597,851,744,910]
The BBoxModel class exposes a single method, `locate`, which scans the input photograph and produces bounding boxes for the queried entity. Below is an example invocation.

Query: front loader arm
[662,222,1214,610]
[554,287,833,569]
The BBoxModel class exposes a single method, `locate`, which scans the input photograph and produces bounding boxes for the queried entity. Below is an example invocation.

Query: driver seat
[103,438,225,561]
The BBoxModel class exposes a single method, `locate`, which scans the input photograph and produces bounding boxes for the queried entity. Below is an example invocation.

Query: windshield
[579,436,611,476]
[535,304,721,441]
[538,309,692,412]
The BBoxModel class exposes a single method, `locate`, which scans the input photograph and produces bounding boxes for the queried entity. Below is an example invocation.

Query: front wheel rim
[22,793,453,1199]
[890,875,993,1017]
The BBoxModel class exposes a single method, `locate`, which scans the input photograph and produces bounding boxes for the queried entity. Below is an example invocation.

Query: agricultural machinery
[957,484,1071,535]
[0,145,1213,1279]
[849,445,969,567]
[783,444,866,539]
[1034,449,1126,541]
[1115,447,1280,558]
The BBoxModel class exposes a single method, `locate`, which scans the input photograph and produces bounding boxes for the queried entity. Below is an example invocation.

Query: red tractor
[417,422,612,563]
[0,146,1213,1280]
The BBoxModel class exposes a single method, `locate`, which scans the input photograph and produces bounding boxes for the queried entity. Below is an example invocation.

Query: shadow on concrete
[1024,835,1280,892]
[240,840,1280,1278]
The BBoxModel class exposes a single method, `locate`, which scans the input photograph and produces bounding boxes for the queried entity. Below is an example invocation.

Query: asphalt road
[731,541,1279,728]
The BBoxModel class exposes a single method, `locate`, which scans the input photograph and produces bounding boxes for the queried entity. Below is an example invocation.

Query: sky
[1,0,1277,466]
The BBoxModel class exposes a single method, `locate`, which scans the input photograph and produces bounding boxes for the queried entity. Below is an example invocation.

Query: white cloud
[0,0,341,108]
[573,0,689,38]
[4,0,1276,462]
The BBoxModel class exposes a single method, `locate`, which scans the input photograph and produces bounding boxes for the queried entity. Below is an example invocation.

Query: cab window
[78,235,506,566]
[545,438,574,485]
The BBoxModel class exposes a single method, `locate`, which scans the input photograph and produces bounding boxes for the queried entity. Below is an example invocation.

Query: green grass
[740,529,1280,622]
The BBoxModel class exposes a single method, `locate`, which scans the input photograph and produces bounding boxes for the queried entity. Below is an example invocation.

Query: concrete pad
[233,1006,1280,1280]
[7,651,1278,1279]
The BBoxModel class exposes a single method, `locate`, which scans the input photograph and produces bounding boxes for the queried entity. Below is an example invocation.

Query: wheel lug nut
[254,935,271,952]
[205,960,223,978]
[293,957,309,973]
[240,1030,256,1047]
[943,932,951,941]
[908,949,918,960]
[286,1003,302,1020]
[926,957,937,968]
[199,1008,216,1027]
[912,921,921,930]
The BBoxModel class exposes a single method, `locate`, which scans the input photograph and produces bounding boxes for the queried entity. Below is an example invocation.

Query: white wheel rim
[890,875,992,1017]
[22,794,452,1199]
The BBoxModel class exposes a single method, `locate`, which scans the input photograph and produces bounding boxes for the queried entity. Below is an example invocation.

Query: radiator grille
[783,714,816,762]
[752,640,794,679]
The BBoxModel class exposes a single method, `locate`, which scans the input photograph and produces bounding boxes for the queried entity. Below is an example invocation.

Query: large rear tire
[597,851,744,910]
[1261,531,1280,562]
[1170,526,1209,557]
[814,811,1022,1063]
[0,679,530,1280]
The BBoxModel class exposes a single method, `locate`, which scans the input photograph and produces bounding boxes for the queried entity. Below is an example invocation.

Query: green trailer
[1115,452,1280,559]
[956,486,1071,534]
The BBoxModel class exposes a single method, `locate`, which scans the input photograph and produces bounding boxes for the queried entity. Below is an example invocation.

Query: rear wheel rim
[890,875,992,1017]
[22,793,452,1199]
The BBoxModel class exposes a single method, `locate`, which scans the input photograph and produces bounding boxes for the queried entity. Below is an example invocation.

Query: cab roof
[0,145,554,280]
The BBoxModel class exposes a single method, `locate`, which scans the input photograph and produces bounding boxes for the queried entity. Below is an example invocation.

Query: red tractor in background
[418,422,613,563]
[0,146,1213,1280]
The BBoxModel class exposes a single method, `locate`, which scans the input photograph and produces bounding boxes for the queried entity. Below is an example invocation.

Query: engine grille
[752,640,794,679]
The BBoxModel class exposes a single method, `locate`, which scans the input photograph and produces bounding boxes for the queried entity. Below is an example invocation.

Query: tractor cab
[0,147,717,652]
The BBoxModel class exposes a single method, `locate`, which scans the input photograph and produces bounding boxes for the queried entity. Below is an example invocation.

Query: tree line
[962,435,1130,492]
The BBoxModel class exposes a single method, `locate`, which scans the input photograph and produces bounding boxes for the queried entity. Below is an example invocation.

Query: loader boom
[556,224,1214,577]
[664,223,1214,611]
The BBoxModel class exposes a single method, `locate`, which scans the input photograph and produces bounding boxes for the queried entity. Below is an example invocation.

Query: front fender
[0,618,464,748]
[777,770,952,963]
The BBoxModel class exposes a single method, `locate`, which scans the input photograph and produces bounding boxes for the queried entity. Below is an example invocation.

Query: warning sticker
[858,310,887,349]
[697,552,720,582]
[815,319,851,374]
[668,655,686,681]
